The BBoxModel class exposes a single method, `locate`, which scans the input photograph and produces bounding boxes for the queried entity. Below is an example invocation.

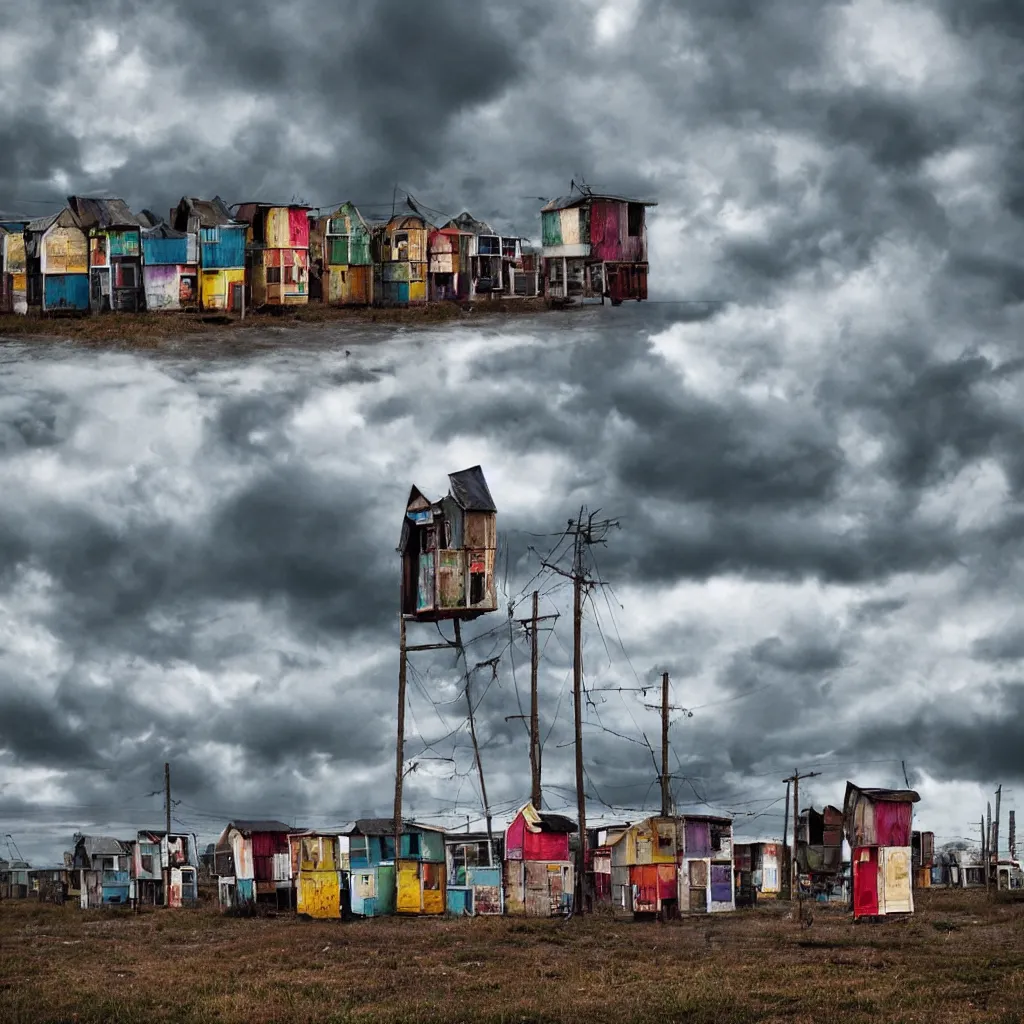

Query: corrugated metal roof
[537,813,577,833]
[289,824,355,837]
[448,466,496,512]
[541,193,658,212]
[67,196,144,229]
[227,820,293,834]
[444,211,496,236]
[79,835,130,858]
[180,196,242,228]
[349,818,447,835]
[26,211,62,233]
[142,222,188,240]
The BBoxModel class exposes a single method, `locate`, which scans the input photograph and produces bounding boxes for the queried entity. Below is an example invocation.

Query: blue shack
[171,196,246,312]
[140,215,198,311]
[445,831,503,916]
[25,208,90,314]
[346,818,447,917]
[71,834,132,908]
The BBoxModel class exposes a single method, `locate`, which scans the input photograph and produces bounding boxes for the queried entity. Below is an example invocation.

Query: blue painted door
[45,274,89,311]
[447,888,472,916]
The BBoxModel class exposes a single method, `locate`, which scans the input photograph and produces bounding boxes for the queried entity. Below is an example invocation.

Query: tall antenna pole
[660,672,671,818]
[994,785,1002,885]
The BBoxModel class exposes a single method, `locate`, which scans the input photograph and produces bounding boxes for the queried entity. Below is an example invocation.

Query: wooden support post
[530,591,542,811]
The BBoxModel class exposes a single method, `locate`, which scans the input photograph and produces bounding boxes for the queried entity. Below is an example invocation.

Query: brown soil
[2,889,1022,1023]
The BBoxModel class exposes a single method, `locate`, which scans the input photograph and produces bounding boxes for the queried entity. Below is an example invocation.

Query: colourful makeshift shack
[400,465,498,622]
[373,212,430,306]
[503,803,576,917]
[445,831,503,916]
[289,828,351,919]
[733,841,782,905]
[0,223,28,314]
[71,834,132,908]
[132,830,200,907]
[442,212,535,300]
[843,783,920,919]
[171,196,246,312]
[234,202,311,307]
[309,202,373,305]
[796,805,846,901]
[214,820,294,909]
[678,815,736,914]
[541,189,656,304]
[912,830,935,889]
[587,823,631,908]
[67,196,145,313]
[607,816,679,918]
[427,224,472,301]
[140,219,198,311]
[25,209,90,313]
[0,858,31,899]
[346,819,446,917]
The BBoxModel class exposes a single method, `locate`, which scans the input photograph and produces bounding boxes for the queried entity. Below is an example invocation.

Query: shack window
[267,267,282,284]
[423,862,442,890]
[381,837,395,861]
[549,260,563,283]
[115,263,137,289]
[501,237,517,259]
[627,203,643,237]
[478,235,500,256]
[201,227,220,244]
[407,833,421,857]
[468,550,486,605]
[410,262,424,281]
[394,232,409,259]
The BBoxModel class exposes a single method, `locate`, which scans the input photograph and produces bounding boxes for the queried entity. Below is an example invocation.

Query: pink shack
[503,802,576,917]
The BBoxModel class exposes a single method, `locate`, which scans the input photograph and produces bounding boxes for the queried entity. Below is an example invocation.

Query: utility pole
[660,672,671,817]
[540,507,619,916]
[987,801,993,892]
[1009,810,1016,861]
[530,592,542,810]
[164,762,171,907]
[454,619,494,860]
[511,592,558,810]
[572,522,586,915]
[781,780,791,900]
[993,786,1002,888]
[393,609,408,879]
[782,770,820,919]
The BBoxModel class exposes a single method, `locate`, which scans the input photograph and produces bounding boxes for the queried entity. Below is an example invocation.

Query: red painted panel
[251,832,287,857]
[853,847,879,918]
[590,201,622,262]
[289,208,310,248]
[524,830,570,861]
[657,863,676,900]
[505,814,525,859]
[875,802,912,846]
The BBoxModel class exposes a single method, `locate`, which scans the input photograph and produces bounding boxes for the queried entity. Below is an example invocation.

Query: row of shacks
[0,831,200,907]
[0,189,655,316]
[211,806,738,920]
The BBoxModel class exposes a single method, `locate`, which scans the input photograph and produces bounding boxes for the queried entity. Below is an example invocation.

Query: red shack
[540,187,657,304]
[843,783,920,920]
[503,802,576,916]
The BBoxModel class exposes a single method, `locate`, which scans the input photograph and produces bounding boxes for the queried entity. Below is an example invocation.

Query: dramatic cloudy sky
[3,0,1024,864]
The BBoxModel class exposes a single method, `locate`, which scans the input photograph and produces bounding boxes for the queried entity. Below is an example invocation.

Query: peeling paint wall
[201,267,244,311]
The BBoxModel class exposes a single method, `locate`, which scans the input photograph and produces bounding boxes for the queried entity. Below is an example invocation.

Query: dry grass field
[2,890,1023,1024]
[0,298,559,349]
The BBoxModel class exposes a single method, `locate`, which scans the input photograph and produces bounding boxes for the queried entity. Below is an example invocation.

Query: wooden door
[689,859,708,913]
[853,847,879,918]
